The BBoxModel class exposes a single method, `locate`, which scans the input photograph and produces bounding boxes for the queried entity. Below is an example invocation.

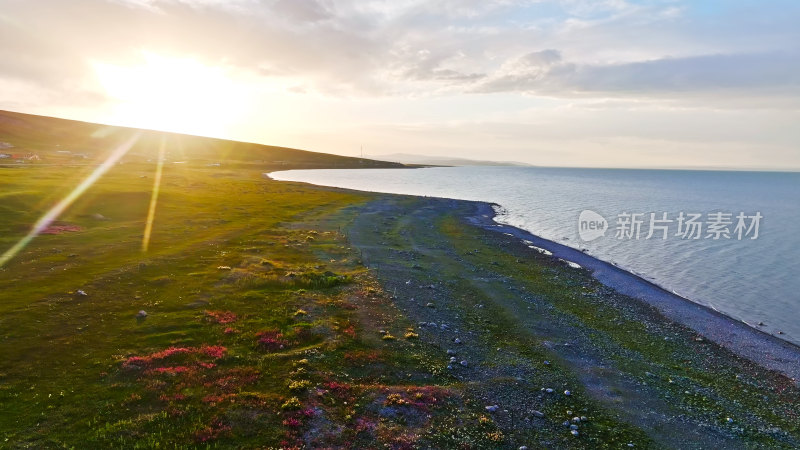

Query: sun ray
[0,133,141,268]
[142,136,167,252]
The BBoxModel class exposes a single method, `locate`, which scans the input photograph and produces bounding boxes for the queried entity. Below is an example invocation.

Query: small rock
[726,417,734,424]
[454,338,462,344]
[570,424,579,430]
[532,410,545,418]
[450,357,457,363]
[426,302,435,308]
[545,388,553,394]
[562,421,570,427]
[543,360,550,365]
[447,365,453,370]
[519,447,528,450]
[564,390,571,396]
[485,405,499,412]
[76,290,88,296]
[136,310,147,318]
[580,416,587,422]
[447,349,456,356]
[460,360,468,367]
[627,444,635,448]
[572,417,580,423]
[571,430,579,436]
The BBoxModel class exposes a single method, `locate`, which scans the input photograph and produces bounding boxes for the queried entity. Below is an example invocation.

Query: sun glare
[93,52,249,137]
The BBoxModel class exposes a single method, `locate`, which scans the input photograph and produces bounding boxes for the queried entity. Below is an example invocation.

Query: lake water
[269,166,800,345]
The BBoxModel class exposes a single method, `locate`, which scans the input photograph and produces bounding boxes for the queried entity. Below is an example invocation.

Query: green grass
[0,163,516,448]
[0,163,357,444]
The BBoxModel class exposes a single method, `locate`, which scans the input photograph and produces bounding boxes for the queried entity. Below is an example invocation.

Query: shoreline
[343,193,800,446]
[469,200,800,382]
[268,171,800,382]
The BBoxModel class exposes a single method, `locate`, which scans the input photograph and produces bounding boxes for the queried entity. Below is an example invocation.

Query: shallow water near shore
[270,166,800,346]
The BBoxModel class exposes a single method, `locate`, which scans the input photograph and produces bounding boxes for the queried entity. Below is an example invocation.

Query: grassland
[1,112,798,448]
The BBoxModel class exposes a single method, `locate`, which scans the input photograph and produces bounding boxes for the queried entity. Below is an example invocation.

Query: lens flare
[142,136,166,252]
[0,133,141,268]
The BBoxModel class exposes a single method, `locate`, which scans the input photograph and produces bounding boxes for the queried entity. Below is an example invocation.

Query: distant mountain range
[372,153,533,167]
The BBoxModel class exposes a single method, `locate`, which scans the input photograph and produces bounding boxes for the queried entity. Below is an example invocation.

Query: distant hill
[0,110,405,169]
[374,153,533,167]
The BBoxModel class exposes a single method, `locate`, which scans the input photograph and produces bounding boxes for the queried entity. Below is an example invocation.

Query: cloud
[472,50,800,102]
[2,0,797,103]
[272,0,332,23]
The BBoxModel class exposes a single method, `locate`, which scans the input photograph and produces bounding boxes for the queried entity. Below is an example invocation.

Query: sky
[1,0,798,170]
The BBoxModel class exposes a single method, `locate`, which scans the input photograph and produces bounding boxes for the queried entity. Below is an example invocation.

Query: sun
[92,52,249,138]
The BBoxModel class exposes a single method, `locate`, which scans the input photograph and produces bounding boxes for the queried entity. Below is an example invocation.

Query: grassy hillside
[0,110,404,169]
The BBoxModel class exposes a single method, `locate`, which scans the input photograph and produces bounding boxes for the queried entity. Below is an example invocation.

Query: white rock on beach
[485,405,499,412]
[136,310,147,318]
